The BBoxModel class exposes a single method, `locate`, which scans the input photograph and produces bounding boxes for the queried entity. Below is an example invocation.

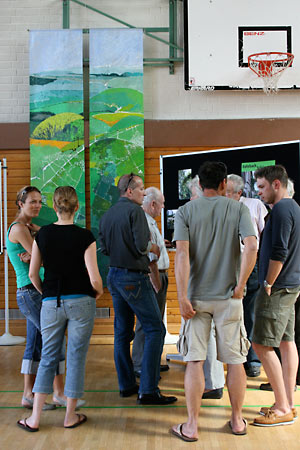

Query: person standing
[252,165,300,427]
[226,174,268,378]
[132,187,170,376]
[7,186,65,410]
[170,161,257,441]
[99,173,177,405]
[17,186,103,431]
[188,175,225,399]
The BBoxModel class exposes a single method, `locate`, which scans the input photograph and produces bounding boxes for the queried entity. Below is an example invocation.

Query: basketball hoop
[248,52,294,94]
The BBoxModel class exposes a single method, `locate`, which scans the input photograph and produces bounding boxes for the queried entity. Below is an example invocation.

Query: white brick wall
[0,0,300,123]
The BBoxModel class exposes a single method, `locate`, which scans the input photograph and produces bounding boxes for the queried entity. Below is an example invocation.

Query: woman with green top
[7,186,66,409]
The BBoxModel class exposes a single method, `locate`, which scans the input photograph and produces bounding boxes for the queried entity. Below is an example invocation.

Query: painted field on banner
[89,28,144,280]
[29,30,85,227]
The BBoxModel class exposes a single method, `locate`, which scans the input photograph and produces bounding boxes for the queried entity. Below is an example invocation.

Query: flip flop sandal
[228,418,247,435]
[22,396,56,411]
[17,418,39,432]
[169,423,198,442]
[64,414,87,429]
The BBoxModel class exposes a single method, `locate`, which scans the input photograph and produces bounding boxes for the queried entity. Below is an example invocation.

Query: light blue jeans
[17,286,65,375]
[33,296,96,398]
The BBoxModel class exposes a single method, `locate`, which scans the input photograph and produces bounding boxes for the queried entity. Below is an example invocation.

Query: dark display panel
[161,141,300,242]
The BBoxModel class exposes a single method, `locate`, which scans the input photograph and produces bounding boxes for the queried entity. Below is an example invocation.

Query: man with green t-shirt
[170,161,257,442]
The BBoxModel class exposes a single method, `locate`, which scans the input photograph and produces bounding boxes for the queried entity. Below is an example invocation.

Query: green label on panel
[241,160,275,172]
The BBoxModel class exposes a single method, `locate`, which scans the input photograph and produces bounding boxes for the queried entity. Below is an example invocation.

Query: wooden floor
[0,343,300,450]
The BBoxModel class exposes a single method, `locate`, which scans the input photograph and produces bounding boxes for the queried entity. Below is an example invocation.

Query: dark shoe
[202,388,223,399]
[160,364,169,372]
[119,384,139,398]
[137,391,177,405]
[259,382,272,391]
[260,382,297,392]
[245,367,261,377]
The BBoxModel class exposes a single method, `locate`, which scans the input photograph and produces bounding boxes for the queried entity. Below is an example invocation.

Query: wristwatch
[263,280,273,288]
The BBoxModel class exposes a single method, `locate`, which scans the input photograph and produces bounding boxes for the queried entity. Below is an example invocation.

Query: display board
[160,141,300,242]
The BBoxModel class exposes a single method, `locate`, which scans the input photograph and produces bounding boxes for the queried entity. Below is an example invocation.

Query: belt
[18,283,35,291]
[159,269,168,273]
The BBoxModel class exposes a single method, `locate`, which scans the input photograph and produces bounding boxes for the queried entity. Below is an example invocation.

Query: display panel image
[160,141,300,242]
[178,169,192,200]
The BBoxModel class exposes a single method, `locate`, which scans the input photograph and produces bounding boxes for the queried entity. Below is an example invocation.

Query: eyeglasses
[125,173,135,191]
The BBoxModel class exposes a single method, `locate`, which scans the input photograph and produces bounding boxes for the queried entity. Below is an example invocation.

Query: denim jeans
[17,287,43,374]
[107,267,165,394]
[33,296,96,398]
[17,286,65,375]
[132,272,168,371]
[243,262,261,369]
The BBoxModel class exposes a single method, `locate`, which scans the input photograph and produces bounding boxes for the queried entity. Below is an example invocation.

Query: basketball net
[248,52,294,94]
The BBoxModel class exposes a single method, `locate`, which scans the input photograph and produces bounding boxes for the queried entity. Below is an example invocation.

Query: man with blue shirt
[252,165,300,427]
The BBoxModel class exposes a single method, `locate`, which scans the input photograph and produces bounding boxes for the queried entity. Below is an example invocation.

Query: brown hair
[254,165,288,188]
[16,186,41,214]
[53,186,78,215]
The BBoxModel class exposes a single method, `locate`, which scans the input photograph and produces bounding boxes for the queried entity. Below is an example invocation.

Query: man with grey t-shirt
[170,161,257,442]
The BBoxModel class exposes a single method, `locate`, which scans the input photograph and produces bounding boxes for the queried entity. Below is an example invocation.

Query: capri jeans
[33,296,96,398]
[17,286,65,375]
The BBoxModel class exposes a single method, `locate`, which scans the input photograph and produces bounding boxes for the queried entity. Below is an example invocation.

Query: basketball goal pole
[0,158,25,345]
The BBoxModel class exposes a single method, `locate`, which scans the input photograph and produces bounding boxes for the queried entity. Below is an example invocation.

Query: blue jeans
[33,296,96,398]
[243,262,261,369]
[107,267,165,394]
[17,287,43,374]
[17,286,65,375]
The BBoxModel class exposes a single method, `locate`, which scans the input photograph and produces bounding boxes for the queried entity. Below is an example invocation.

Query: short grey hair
[187,175,202,198]
[287,178,295,198]
[143,186,162,206]
[227,174,245,193]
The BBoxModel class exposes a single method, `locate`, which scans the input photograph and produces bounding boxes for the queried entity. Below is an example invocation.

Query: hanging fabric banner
[89,28,144,279]
[29,30,85,226]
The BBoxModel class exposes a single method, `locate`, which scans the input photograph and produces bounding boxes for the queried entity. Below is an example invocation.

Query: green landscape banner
[29,30,85,226]
[89,28,144,279]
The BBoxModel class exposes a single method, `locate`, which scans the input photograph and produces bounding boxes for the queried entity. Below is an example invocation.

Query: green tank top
[7,221,44,288]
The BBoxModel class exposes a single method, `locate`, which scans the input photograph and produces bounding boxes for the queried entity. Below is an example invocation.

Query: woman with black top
[17,186,103,432]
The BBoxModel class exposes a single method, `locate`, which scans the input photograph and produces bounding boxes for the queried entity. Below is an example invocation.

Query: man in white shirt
[132,187,170,376]
[226,174,268,378]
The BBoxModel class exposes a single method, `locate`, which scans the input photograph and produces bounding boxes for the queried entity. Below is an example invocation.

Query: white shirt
[145,212,169,270]
[239,196,268,248]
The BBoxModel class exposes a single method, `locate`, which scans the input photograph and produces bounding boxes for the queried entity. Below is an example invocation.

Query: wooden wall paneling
[0,144,220,337]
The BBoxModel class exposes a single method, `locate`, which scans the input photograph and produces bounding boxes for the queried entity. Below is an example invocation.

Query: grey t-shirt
[174,196,255,301]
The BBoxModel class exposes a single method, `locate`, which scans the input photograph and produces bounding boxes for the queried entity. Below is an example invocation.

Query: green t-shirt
[7,222,44,288]
[174,196,255,301]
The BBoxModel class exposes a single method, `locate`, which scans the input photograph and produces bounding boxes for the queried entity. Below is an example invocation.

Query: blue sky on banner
[89,28,143,73]
[29,29,82,74]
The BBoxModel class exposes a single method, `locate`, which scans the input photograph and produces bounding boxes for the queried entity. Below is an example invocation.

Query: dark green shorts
[253,285,300,347]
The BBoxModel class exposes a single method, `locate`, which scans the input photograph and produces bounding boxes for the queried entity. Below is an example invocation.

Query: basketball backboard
[184,0,300,90]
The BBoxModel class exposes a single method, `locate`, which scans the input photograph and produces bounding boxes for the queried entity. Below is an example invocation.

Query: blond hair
[53,186,78,215]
